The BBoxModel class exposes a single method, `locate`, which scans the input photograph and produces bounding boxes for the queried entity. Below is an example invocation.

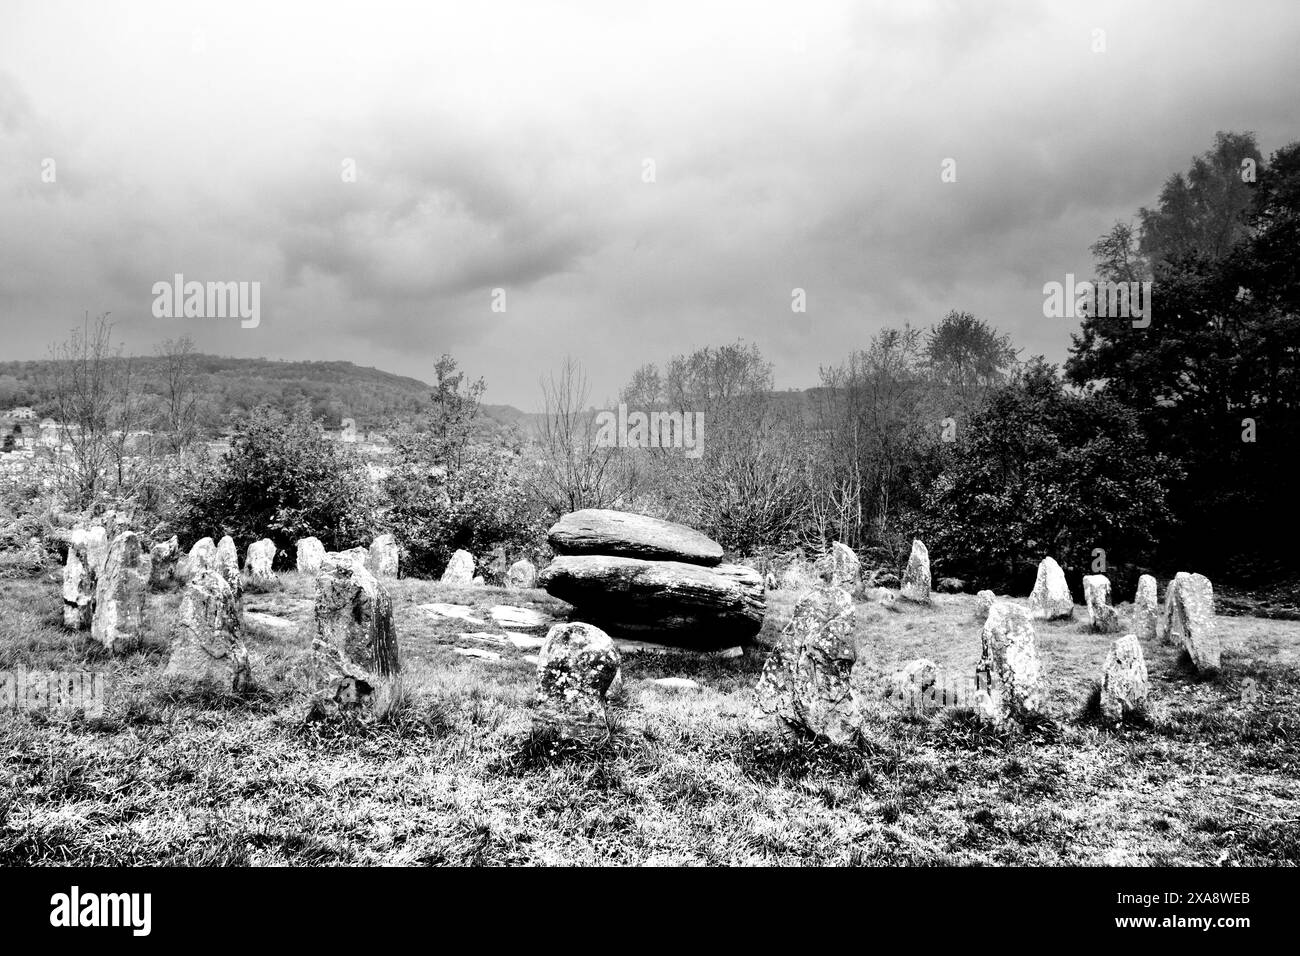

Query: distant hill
[0,355,535,435]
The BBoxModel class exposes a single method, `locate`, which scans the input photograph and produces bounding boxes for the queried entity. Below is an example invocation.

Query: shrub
[174,405,377,556]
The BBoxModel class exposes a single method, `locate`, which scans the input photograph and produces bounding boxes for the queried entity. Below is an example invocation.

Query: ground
[1,571,1297,866]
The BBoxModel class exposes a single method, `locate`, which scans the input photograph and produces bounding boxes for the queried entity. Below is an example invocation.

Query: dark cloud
[1,0,1297,407]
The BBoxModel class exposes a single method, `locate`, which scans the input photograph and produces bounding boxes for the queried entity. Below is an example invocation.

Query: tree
[1067,134,1300,580]
[176,405,377,555]
[921,360,1178,593]
[535,356,633,515]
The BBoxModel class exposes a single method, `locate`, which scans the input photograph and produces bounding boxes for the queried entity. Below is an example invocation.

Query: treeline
[0,352,436,433]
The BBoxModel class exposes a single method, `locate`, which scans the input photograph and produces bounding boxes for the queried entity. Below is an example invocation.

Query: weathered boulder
[1133,574,1159,642]
[814,542,861,589]
[1100,634,1148,720]
[900,539,932,604]
[974,589,996,623]
[311,557,400,708]
[368,533,399,578]
[165,570,251,691]
[533,622,621,738]
[539,555,765,645]
[753,585,859,743]
[1162,572,1219,672]
[245,538,277,587]
[91,531,148,654]
[1028,557,1073,620]
[148,535,179,589]
[296,537,326,574]
[547,509,723,566]
[1083,574,1121,633]
[978,602,1045,722]
[216,535,242,597]
[505,558,537,590]
[441,549,475,585]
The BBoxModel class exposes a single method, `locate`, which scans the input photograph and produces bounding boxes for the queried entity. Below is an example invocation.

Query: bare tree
[155,336,201,454]
[535,356,630,515]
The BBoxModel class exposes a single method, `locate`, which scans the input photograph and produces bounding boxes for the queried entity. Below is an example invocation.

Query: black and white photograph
[0,0,1295,936]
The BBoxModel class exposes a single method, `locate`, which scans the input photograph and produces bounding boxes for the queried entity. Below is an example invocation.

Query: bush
[920,359,1179,592]
[174,405,377,557]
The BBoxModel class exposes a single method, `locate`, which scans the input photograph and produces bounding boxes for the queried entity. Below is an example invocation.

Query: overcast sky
[2,0,1298,409]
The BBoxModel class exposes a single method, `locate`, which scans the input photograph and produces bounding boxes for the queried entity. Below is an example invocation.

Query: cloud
[1,0,1297,406]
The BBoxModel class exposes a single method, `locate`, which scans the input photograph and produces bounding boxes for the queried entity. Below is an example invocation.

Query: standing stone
[312,557,400,708]
[91,531,148,654]
[441,549,475,585]
[506,558,537,590]
[1083,574,1121,633]
[974,589,996,623]
[296,537,326,575]
[978,602,1045,722]
[368,533,399,578]
[534,622,621,738]
[245,538,277,587]
[1163,572,1219,672]
[82,524,109,576]
[332,546,369,568]
[1133,574,1159,642]
[62,528,103,630]
[179,537,218,584]
[216,535,241,597]
[1100,634,1148,720]
[165,570,251,692]
[815,542,861,589]
[1028,557,1073,620]
[888,658,938,714]
[148,535,179,589]
[900,539,931,604]
[753,585,859,744]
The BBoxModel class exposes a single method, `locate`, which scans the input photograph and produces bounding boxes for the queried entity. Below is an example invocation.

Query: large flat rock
[547,509,724,566]
[538,554,764,645]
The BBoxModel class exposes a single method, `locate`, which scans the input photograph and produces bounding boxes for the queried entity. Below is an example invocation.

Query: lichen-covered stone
[165,570,251,691]
[900,539,931,604]
[505,558,537,590]
[753,585,859,743]
[1028,557,1073,620]
[534,622,621,738]
[979,602,1045,721]
[441,548,475,585]
[547,509,723,565]
[311,557,400,709]
[216,535,242,597]
[178,536,218,584]
[368,533,399,578]
[62,526,107,630]
[1083,574,1121,633]
[296,537,326,574]
[1100,634,1148,720]
[1162,571,1219,672]
[814,542,861,589]
[974,589,996,623]
[245,538,277,587]
[1133,574,1159,642]
[91,531,148,654]
[148,535,179,589]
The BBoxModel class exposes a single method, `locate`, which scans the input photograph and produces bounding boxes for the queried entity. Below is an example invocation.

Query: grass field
[1,571,1297,866]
